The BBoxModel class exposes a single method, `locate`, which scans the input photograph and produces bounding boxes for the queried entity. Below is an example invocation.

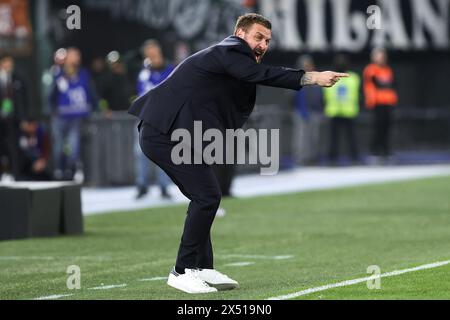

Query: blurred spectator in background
[292,55,324,165]
[41,48,66,116]
[50,47,98,181]
[102,51,133,112]
[0,54,29,181]
[134,39,174,199]
[174,41,191,65]
[324,55,360,165]
[90,56,109,112]
[364,48,398,159]
[17,117,51,181]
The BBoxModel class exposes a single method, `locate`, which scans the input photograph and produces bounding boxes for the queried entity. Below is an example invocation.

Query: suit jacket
[128,36,305,135]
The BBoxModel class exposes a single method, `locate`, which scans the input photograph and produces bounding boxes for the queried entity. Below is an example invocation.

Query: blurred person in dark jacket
[49,47,99,181]
[90,56,109,111]
[0,54,29,180]
[17,117,51,181]
[102,51,133,112]
[292,55,324,165]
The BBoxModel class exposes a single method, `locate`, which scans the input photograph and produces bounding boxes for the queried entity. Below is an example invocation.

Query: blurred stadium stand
[81,112,136,186]
[0,0,449,186]
[77,106,450,186]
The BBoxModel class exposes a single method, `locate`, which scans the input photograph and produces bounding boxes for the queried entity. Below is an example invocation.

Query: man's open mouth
[254,50,264,59]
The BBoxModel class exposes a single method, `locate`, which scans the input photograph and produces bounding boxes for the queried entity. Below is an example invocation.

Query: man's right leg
[138,122,221,271]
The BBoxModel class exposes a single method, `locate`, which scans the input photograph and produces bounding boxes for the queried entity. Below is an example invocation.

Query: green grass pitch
[1,176,449,300]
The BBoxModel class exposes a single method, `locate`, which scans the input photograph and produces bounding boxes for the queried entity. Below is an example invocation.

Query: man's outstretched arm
[301,71,349,87]
[220,47,349,89]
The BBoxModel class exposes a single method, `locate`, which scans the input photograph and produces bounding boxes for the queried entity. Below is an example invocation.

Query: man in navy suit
[129,13,348,294]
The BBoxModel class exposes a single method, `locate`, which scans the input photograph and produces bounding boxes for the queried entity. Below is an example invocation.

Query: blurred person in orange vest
[363,48,398,158]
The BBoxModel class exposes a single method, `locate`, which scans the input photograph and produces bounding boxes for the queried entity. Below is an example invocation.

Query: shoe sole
[167,278,217,294]
[206,282,239,291]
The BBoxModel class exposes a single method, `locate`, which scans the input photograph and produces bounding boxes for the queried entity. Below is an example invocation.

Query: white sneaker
[197,269,239,291]
[167,268,218,294]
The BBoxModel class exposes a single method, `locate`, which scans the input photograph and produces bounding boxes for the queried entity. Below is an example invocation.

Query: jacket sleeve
[219,45,304,91]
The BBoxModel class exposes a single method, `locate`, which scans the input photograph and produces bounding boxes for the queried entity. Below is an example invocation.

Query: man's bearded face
[236,23,272,64]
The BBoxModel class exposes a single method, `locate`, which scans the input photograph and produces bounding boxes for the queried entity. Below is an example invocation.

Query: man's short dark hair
[234,13,272,34]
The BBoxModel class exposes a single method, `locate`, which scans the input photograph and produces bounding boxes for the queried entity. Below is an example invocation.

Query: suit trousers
[138,121,221,271]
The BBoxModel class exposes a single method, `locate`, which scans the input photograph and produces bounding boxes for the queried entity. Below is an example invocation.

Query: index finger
[334,72,350,78]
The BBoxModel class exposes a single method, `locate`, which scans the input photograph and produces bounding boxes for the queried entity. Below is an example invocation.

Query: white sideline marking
[224,262,255,267]
[0,256,55,261]
[88,284,127,290]
[35,294,74,300]
[138,277,168,282]
[220,254,294,260]
[0,256,111,261]
[267,260,450,300]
